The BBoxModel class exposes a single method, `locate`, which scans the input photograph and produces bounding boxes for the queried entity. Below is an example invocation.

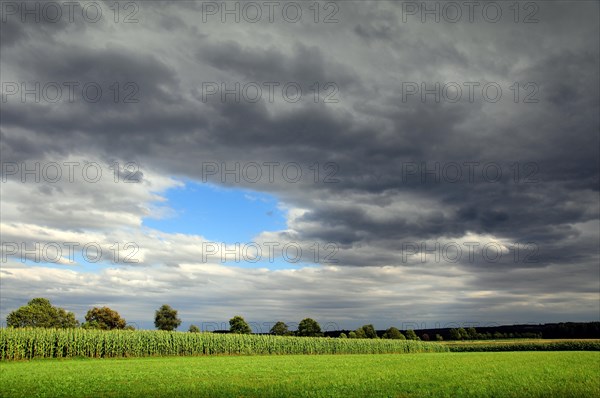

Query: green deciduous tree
[154,304,182,331]
[458,327,470,340]
[354,327,366,338]
[297,318,323,337]
[229,315,252,334]
[467,327,478,339]
[83,307,126,330]
[270,321,289,336]
[348,331,357,338]
[382,327,405,340]
[405,329,420,340]
[356,324,378,339]
[6,298,78,328]
[188,324,200,333]
[339,332,348,338]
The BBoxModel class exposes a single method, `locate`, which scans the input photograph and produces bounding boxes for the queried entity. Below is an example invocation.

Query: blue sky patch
[143,180,287,244]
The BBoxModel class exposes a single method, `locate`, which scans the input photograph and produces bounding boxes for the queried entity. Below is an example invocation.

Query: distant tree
[83,307,126,330]
[339,332,348,338]
[421,333,430,341]
[229,315,252,334]
[357,324,378,339]
[435,334,444,341]
[449,328,461,340]
[154,304,182,331]
[124,324,136,331]
[7,298,78,328]
[458,328,469,340]
[354,327,367,338]
[405,329,420,340]
[189,324,200,333]
[55,308,78,328]
[297,318,323,337]
[270,321,289,336]
[348,331,357,338]
[382,327,405,340]
[467,327,478,339]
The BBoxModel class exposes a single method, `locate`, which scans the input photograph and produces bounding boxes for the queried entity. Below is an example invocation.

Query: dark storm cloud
[198,40,360,91]
[0,18,29,47]
[0,2,90,49]
[354,23,395,42]
[0,40,211,162]
[2,1,598,248]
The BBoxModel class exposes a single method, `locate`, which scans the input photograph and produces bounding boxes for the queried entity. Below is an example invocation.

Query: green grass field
[1,352,598,397]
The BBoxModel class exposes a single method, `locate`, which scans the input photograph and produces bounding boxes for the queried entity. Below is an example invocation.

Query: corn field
[0,328,448,360]
[446,340,600,352]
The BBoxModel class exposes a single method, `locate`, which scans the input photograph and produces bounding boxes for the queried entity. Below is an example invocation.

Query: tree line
[4,298,424,339]
[6,298,599,340]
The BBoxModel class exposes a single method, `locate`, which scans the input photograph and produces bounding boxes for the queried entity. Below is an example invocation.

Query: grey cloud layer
[1,1,598,325]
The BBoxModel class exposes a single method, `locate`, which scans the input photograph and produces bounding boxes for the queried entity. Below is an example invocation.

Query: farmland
[2,352,599,397]
[442,339,600,352]
[2,329,599,397]
[0,328,447,360]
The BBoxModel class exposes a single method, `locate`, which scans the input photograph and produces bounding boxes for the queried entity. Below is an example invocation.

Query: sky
[0,0,598,331]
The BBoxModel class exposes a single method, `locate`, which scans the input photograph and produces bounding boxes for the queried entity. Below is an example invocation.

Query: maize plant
[0,328,449,360]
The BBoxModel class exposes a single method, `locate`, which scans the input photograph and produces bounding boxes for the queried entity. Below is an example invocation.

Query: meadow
[1,352,599,397]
